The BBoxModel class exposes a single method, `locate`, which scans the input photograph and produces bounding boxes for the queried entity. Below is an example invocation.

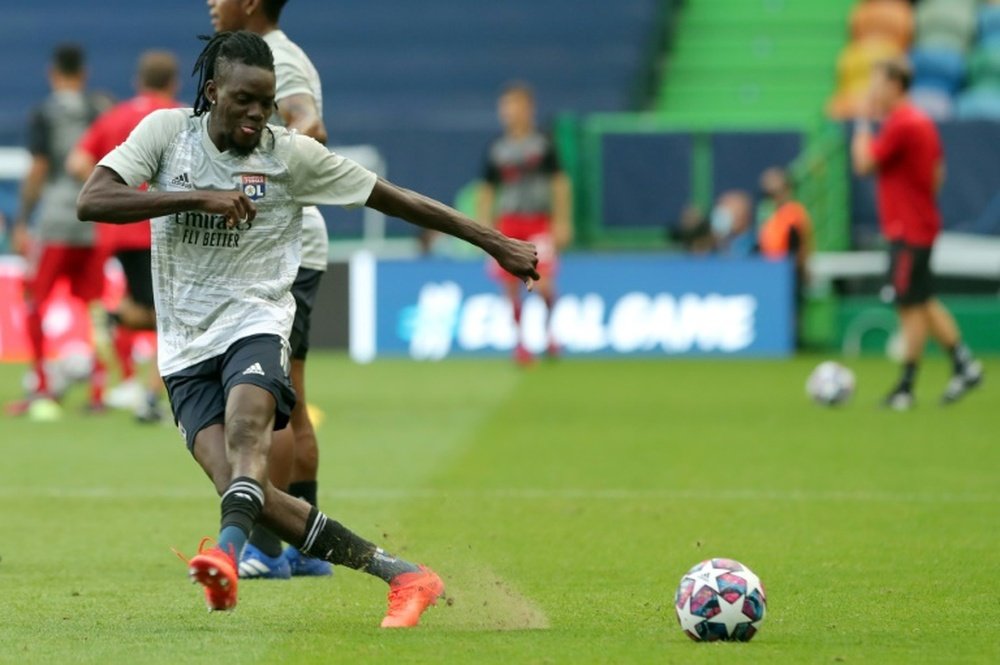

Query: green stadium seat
[656,0,855,124]
[967,45,1000,90]
[915,0,977,54]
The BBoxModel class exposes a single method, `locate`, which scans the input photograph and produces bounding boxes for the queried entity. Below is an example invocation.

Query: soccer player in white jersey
[207,0,334,580]
[77,32,539,625]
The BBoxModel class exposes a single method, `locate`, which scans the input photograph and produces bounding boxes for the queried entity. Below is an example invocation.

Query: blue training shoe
[238,543,292,580]
[284,546,333,577]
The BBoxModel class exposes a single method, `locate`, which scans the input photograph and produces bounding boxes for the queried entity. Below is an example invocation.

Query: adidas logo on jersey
[168,172,193,189]
[242,362,266,376]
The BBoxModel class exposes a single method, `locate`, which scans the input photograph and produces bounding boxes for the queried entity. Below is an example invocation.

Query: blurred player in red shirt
[852,58,983,410]
[66,50,181,422]
[478,82,572,364]
[8,44,109,418]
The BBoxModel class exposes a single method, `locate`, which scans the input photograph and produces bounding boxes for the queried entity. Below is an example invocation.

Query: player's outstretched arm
[367,178,540,286]
[77,166,257,227]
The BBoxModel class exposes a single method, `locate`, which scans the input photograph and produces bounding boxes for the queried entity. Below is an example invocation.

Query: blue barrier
[353,254,794,360]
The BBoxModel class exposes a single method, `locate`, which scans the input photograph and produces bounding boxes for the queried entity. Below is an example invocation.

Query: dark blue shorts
[289,267,324,360]
[163,334,297,452]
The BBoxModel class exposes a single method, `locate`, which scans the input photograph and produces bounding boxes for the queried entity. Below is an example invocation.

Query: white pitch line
[0,486,997,504]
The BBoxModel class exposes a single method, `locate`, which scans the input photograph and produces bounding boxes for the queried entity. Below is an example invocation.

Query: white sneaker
[104,379,145,411]
[941,360,984,405]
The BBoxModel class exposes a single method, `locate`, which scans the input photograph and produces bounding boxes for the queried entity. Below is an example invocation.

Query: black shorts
[887,242,934,306]
[116,249,155,308]
[289,267,324,360]
[163,334,297,452]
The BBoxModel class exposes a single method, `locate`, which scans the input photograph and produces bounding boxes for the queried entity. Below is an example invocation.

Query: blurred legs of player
[240,268,331,578]
[105,250,166,422]
[883,243,982,410]
[493,214,558,365]
[170,335,443,624]
[926,299,983,403]
[7,245,108,418]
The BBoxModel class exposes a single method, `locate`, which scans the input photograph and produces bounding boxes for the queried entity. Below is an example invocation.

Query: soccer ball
[806,361,855,406]
[674,558,766,642]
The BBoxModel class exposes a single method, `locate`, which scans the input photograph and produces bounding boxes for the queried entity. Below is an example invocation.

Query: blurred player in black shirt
[478,82,572,364]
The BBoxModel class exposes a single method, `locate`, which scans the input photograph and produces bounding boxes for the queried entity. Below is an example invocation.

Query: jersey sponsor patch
[241,174,267,201]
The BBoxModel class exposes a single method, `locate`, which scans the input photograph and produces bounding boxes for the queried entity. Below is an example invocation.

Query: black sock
[949,343,972,375]
[248,525,284,558]
[218,477,265,558]
[364,547,421,583]
[898,362,918,393]
[298,507,418,582]
[288,480,318,507]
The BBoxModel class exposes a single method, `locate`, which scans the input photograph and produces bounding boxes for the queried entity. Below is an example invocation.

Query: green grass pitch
[0,354,996,664]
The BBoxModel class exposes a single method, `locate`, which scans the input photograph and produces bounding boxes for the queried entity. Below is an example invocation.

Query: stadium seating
[956,85,1000,119]
[828,38,906,118]
[909,46,967,118]
[910,47,967,94]
[850,0,914,49]
[908,87,954,120]
[0,0,661,236]
[914,0,977,53]
[979,2,1000,47]
[829,0,1000,121]
[828,0,913,119]
[655,0,856,124]
[967,44,1000,88]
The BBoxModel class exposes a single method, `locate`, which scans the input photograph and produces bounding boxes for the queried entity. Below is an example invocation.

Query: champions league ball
[806,361,856,406]
[674,558,766,642]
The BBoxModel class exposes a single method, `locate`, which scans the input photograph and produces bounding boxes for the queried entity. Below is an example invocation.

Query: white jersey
[264,29,328,272]
[98,108,377,376]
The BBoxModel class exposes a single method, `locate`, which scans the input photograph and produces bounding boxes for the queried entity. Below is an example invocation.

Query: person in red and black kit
[66,50,181,423]
[477,82,572,365]
[852,58,983,410]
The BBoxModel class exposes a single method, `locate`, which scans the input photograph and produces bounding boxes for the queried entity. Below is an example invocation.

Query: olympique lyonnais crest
[241,174,267,201]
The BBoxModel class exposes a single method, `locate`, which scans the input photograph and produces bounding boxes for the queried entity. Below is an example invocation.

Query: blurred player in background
[66,50,182,423]
[7,44,110,418]
[207,0,332,579]
[478,82,572,365]
[851,58,983,410]
[78,30,538,624]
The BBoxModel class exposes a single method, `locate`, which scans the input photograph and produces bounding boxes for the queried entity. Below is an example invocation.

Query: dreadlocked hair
[191,31,275,116]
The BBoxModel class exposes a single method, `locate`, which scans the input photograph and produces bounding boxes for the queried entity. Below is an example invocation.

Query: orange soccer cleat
[380,566,445,628]
[175,537,239,611]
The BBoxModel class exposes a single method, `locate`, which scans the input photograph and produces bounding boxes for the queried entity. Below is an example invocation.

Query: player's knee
[225,410,271,455]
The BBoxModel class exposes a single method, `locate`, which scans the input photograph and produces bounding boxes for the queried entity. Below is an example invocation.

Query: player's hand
[197,191,257,229]
[493,237,540,290]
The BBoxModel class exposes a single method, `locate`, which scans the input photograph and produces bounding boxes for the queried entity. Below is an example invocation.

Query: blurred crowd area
[830,0,1000,120]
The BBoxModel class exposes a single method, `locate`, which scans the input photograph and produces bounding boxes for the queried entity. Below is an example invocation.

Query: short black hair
[191,31,275,116]
[262,0,289,22]
[876,58,912,92]
[52,43,85,76]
